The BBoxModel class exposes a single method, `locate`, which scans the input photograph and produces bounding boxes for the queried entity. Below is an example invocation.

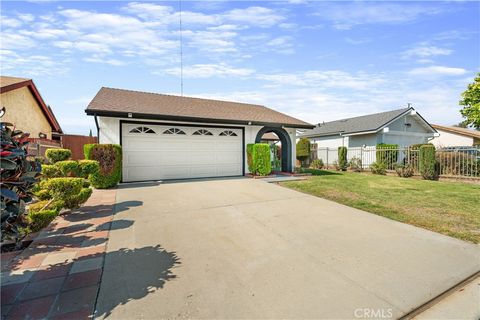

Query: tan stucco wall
[1,87,53,139]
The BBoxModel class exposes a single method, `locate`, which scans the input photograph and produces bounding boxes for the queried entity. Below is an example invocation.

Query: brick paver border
[1,189,116,320]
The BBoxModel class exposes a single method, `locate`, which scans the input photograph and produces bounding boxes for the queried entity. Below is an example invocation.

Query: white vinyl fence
[312,146,480,177]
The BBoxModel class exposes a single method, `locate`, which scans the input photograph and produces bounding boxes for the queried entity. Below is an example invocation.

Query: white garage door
[122,123,243,182]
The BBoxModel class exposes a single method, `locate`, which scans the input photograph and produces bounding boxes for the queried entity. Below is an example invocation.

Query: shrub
[28,200,62,214]
[1,123,42,243]
[41,164,61,178]
[252,144,271,176]
[338,146,348,171]
[27,210,58,233]
[34,189,52,200]
[296,138,310,167]
[45,148,71,163]
[370,161,387,175]
[310,159,324,169]
[78,159,100,178]
[405,143,431,166]
[395,164,414,178]
[40,178,85,210]
[376,144,398,168]
[419,145,438,180]
[84,144,122,188]
[246,143,255,173]
[349,156,363,172]
[436,151,479,176]
[55,160,80,177]
[332,160,340,171]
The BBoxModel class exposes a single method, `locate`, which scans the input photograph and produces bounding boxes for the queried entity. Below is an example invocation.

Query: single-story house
[300,107,438,149]
[85,87,313,182]
[430,124,480,147]
[0,76,63,141]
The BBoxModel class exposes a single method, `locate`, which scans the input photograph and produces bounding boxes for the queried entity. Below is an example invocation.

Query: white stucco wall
[348,133,378,147]
[431,129,474,147]
[97,116,297,174]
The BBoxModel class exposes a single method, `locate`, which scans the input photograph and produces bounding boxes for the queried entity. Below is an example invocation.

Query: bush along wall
[84,144,122,188]
[252,144,272,176]
[338,146,348,171]
[376,143,398,168]
[419,144,438,180]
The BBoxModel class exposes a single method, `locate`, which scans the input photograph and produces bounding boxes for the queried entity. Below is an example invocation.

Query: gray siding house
[301,107,438,148]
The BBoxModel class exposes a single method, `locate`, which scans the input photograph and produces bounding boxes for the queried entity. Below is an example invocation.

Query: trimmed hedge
[84,144,122,188]
[419,144,438,180]
[41,164,61,178]
[296,138,310,164]
[246,143,255,173]
[338,146,347,171]
[376,143,398,167]
[27,210,58,233]
[45,148,71,163]
[55,160,80,177]
[252,144,271,176]
[40,177,85,209]
[78,160,100,178]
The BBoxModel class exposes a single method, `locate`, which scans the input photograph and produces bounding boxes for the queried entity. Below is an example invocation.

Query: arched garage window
[129,126,156,134]
[219,130,237,136]
[192,129,213,136]
[163,128,186,135]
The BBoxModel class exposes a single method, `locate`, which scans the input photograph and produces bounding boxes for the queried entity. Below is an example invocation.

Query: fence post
[326,148,329,169]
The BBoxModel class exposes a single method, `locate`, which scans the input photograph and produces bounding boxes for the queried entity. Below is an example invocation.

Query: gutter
[94,114,100,142]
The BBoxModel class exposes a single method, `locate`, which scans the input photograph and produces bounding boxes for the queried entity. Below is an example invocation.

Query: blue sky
[1,1,479,135]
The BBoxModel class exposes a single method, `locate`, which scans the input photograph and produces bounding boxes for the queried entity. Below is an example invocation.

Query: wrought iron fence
[314,146,480,177]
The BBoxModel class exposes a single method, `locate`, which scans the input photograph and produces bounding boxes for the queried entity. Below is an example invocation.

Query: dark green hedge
[84,144,122,188]
[252,144,271,176]
[419,144,438,180]
[338,146,348,171]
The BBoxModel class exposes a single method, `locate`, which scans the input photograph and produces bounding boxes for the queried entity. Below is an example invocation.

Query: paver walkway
[1,189,116,320]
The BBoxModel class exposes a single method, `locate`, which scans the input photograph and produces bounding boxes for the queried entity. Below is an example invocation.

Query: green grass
[281,171,480,243]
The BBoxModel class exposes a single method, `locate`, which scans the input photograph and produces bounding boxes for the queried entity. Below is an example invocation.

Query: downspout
[94,114,100,143]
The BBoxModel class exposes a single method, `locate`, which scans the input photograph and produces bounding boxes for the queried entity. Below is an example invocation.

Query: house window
[192,129,213,136]
[219,130,237,136]
[163,128,186,135]
[129,126,156,134]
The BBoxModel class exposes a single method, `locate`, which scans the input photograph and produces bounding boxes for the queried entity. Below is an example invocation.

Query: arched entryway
[255,127,292,172]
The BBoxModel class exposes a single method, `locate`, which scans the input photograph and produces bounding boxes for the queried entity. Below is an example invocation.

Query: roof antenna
[179,0,184,96]
[407,102,412,108]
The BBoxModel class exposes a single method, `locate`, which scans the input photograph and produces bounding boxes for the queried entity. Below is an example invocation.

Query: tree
[459,73,480,130]
[89,129,93,137]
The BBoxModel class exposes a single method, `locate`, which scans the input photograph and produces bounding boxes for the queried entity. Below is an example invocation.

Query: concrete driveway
[95,178,480,319]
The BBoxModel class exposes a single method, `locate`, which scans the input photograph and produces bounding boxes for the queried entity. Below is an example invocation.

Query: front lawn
[281,171,480,243]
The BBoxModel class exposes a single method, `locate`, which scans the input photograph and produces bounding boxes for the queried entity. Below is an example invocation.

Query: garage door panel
[122,123,243,182]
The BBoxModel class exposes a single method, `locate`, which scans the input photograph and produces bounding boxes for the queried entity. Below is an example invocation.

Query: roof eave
[85,109,315,129]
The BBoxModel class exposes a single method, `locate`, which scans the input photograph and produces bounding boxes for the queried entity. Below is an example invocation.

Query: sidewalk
[1,189,116,320]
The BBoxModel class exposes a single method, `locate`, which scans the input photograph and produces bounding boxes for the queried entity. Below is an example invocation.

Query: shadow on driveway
[95,245,181,319]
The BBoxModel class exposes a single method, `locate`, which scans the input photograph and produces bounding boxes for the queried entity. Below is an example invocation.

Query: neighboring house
[0,76,63,140]
[85,87,313,182]
[301,107,437,149]
[430,124,480,147]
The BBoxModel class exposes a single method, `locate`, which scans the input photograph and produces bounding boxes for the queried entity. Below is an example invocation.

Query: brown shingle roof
[86,87,313,128]
[432,124,480,139]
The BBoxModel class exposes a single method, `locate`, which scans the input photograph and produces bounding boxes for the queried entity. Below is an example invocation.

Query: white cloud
[1,16,23,28]
[408,66,467,77]
[164,63,255,78]
[402,45,453,59]
[221,7,285,28]
[314,3,445,30]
